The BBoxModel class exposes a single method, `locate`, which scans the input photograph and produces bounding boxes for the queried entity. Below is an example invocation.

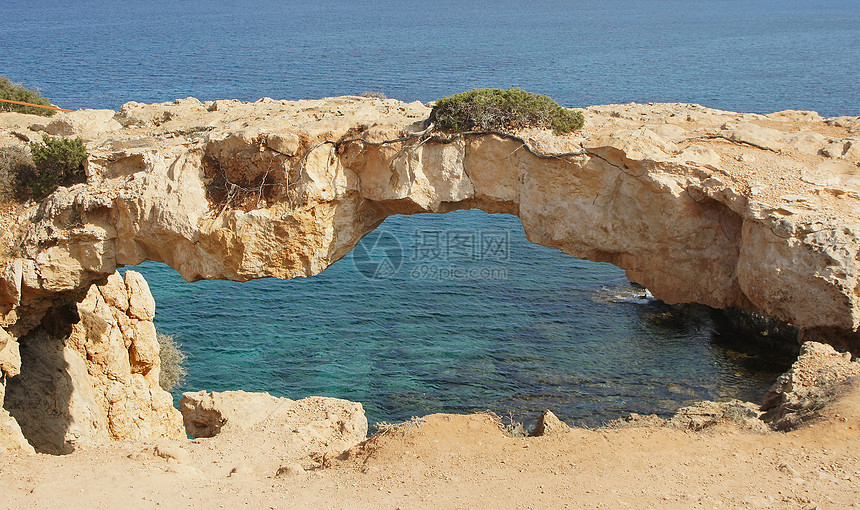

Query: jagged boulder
[179,390,290,438]
[531,410,570,436]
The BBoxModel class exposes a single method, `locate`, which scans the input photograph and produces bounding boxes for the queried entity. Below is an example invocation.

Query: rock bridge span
[1,96,858,450]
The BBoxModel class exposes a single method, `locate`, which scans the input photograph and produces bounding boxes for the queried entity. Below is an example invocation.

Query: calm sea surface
[2,0,857,427]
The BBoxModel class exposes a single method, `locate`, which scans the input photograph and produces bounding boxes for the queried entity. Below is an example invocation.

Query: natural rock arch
[1,96,859,450]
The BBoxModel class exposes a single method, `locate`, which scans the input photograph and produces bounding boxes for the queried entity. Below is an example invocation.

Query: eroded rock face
[1,97,859,449]
[2,270,183,453]
[1,320,28,451]
[0,327,21,379]
[761,341,860,430]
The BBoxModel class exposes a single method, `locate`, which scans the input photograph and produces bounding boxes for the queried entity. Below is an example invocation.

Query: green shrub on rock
[26,134,88,198]
[430,88,584,134]
[0,76,56,117]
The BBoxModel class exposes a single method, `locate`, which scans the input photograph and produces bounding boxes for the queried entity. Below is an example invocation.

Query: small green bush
[157,333,188,392]
[430,88,584,134]
[26,134,88,198]
[0,76,56,117]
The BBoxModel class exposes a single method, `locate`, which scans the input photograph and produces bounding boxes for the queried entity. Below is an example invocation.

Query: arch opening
[129,210,793,430]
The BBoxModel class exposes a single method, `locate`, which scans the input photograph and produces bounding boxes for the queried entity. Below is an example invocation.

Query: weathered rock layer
[1,96,859,450]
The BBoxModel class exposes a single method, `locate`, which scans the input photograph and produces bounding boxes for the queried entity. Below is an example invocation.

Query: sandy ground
[1,380,858,510]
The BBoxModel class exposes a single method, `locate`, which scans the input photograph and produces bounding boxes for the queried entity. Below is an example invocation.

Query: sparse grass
[0,76,56,116]
[483,410,528,437]
[0,145,33,201]
[372,416,425,435]
[360,91,387,99]
[430,88,584,134]
[724,402,756,426]
[157,333,187,391]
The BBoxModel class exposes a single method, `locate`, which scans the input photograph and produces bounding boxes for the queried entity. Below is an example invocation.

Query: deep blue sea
[2,0,858,428]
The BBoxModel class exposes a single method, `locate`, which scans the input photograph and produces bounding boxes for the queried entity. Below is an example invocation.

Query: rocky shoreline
[0,340,858,509]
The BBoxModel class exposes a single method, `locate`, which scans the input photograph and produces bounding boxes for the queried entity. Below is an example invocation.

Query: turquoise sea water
[2,0,858,427]
[138,211,788,427]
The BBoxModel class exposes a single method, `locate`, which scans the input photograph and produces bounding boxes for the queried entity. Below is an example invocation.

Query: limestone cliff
[1,96,859,450]
[2,270,183,453]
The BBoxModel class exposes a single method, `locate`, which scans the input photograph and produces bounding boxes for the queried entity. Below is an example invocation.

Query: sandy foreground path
[1,381,859,510]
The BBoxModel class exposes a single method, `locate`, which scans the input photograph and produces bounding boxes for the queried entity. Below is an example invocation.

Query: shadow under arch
[4,299,80,454]
[130,210,792,430]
